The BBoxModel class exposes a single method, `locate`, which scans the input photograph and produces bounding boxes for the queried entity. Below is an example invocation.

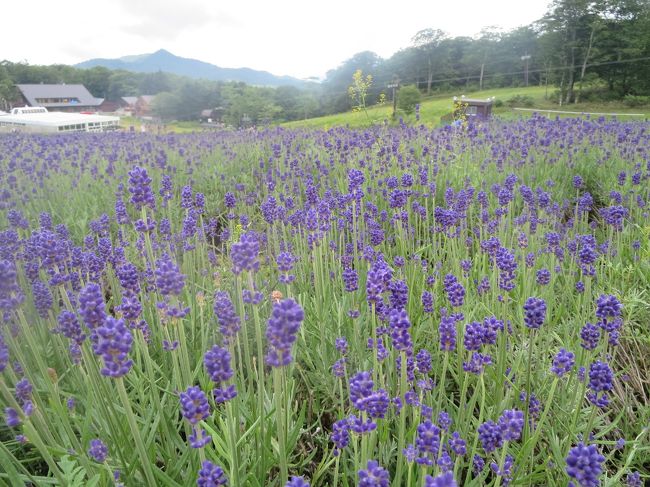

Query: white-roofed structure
[0,107,119,133]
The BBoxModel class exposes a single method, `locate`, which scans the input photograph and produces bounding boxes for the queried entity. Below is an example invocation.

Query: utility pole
[479,51,487,91]
[388,76,400,119]
[521,54,531,87]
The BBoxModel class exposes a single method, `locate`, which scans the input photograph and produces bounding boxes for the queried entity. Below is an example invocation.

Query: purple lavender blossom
[595,294,622,329]
[366,259,392,304]
[195,193,205,213]
[495,247,517,291]
[117,262,141,294]
[551,348,575,377]
[358,460,390,487]
[600,205,628,230]
[438,411,452,431]
[565,442,604,487]
[388,279,408,310]
[14,378,32,404]
[349,371,374,410]
[277,251,297,283]
[422,291,434,313]
[181,185,193,209]
[88,438,108,462]
[536,268,551,286]
[285,476,310,487]
[437,451,453,472]
[523,297,546,329]
[188,427,212,449]
[57,310,86,344]
[78,282,107,330]
[127,166,155,209]
[32,280,53,318]
[388,308,413,352]
[443,274,465,307]
[0,333,9,373]
[204,345,234,384]
[213,291,240,340]
[439,315,457,352]
[573,175,584,189]
[348,168,365,192]
[231,232,260,275]
[91,316,133,378]
[415,420,441,465]
[331,418,350,455]
[448,431,466,456]
[424,472,457,487]
[463,321,485,351]
[473,455,485,475]
[224,192,236,209]
[0,260,24,314]
[180,386,210,425]
[498,409,524,441]
[491,455,514,486]
[588,361,613,392]
[155,254,186,297]
[463,352,492,375]
[625,472,642,487]
[416,348,432,374]
[159,174,173,203]
[364,389,390,419]
[5,407,20,427]
[332,358,346,378]
[197,460,228,486]
[478,420,503,453]
[265,298,304,367]
[342,267,359,292]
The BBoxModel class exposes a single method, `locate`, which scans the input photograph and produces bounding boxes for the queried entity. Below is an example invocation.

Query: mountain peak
[151,49,174,57]
[75,50,309,88]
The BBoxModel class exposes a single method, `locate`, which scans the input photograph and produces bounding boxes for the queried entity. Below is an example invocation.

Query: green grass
[118,116,202,133]
[283,86,649,130]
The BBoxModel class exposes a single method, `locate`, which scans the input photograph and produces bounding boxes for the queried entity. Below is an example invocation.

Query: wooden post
[388,76,400,120]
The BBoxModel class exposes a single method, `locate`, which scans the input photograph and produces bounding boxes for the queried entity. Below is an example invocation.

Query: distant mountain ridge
[75,49,309,87]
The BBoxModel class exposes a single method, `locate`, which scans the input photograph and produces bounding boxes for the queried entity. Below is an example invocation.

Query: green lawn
[118,87,648,133]
[283,86,649,129]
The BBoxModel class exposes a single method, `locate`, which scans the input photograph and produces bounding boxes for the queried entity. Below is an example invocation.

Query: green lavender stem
[116,377,157,486]
[273,366,288,485]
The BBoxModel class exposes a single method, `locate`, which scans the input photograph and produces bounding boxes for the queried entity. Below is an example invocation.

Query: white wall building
[0,107,120,133]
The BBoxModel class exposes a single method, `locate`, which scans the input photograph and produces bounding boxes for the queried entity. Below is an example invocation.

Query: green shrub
[577,87,619,103]
[623,94,650,108]
[397,85,422,115]
[506,94,535,107]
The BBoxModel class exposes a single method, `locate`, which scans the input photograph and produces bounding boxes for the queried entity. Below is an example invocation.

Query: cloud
[114,0,225,39]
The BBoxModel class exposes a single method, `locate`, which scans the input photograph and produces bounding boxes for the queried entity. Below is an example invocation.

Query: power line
[319,56,650,96]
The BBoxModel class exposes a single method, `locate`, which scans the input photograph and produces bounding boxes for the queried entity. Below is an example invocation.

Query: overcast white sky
[3,0,551,79]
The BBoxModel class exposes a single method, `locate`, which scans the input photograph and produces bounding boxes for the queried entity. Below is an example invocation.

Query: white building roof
[0,111,119,127]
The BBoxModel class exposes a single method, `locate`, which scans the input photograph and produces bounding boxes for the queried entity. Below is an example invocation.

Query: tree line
[1,0,648,124]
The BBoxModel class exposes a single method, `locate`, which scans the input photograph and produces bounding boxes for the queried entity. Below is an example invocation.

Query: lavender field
[0,116,649,486]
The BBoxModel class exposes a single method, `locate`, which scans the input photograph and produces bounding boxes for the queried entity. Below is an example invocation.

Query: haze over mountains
[75,49,311,88]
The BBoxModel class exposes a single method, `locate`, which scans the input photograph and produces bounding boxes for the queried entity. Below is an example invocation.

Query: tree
[139,71,172,96]
[397,85,421,115]
[348,69,373,117]
[411,28,448,94]
[106,71,138,100]
[540,0,605,104]
[322,51,384,114]
[82,67,111,98]
[152,91,182,119]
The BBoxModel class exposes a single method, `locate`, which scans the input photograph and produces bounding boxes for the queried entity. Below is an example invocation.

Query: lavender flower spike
[266,298,304,367]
